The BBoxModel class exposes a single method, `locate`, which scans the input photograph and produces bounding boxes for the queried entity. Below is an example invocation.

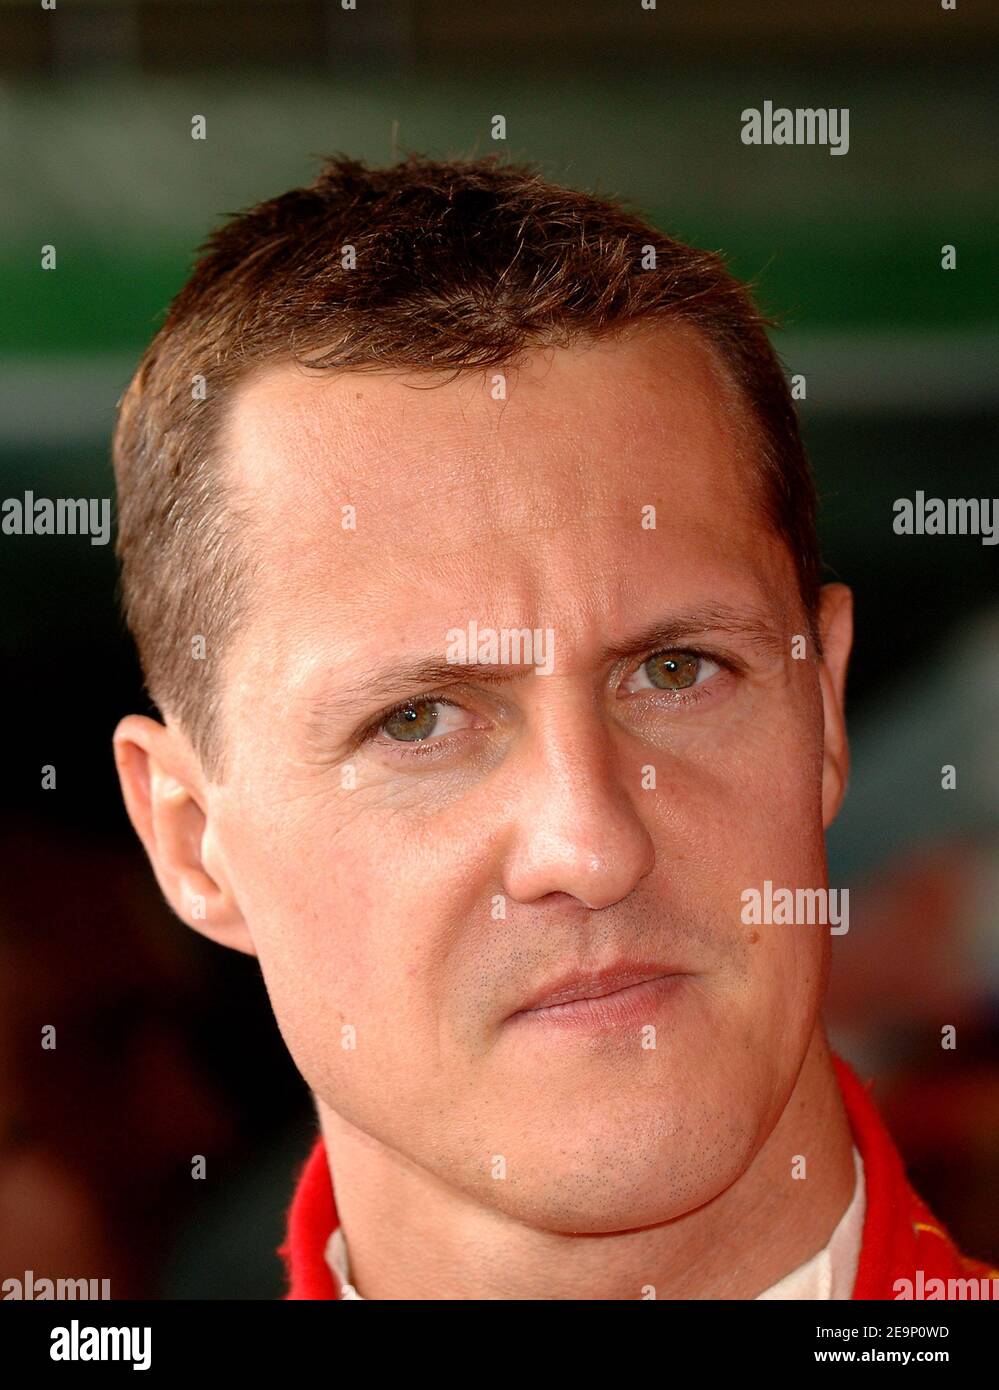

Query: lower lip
[508,974,686,1032]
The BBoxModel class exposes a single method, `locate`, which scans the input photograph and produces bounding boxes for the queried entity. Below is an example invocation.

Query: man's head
[114,152,822,780]
[113,153,852,1232]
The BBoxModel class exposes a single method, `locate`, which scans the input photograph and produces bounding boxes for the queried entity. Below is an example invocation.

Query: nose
[499,698,656,910]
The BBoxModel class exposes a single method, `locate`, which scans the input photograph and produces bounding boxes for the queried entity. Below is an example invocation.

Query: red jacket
[277,1053,998,1299]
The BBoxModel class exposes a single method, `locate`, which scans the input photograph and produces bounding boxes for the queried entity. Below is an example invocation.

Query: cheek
[216,790,482,1066]
[727,686,827,862]
[649,693,830,1011]
[655,715,827,894]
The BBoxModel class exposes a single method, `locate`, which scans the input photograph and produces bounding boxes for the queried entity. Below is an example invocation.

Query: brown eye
[382,700,441,742]
[643,651,701,690]
[373,698,478,748]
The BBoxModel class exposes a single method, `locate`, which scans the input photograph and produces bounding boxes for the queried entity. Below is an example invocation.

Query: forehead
[224,323,759,558]
[218,324,789,697]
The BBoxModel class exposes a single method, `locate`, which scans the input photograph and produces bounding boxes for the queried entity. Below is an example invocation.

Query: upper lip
[513,962,679,1015]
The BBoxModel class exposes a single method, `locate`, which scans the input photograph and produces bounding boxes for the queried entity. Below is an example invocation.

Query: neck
[315,1026,856,1300]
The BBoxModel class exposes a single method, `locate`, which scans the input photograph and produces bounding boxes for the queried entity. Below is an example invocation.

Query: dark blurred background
[0,0,996,1296]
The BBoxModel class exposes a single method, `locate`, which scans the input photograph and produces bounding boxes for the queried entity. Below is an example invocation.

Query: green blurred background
[1,0,996,1297]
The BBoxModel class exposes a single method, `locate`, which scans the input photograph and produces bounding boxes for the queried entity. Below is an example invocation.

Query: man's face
[199,324,845,1230]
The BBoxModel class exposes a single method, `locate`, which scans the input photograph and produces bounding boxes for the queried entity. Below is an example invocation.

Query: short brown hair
[113,151,821,778]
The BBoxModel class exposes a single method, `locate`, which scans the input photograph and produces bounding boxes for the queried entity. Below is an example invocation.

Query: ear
[816,583,853,829]
[112,714,257,957]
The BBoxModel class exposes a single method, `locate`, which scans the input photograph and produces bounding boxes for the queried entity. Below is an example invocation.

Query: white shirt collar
[755,1144,866,1299]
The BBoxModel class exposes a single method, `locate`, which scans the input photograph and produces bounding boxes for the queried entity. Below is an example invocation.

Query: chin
[470,1127,754,1235]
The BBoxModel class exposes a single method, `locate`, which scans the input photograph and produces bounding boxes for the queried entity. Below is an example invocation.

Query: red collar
[277,1053,995,1299]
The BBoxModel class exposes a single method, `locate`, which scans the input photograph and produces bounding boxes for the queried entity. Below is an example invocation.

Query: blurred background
[0,0,996,1297]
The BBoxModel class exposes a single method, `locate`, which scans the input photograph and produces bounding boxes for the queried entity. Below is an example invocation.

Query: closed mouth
[514,965,678,1017]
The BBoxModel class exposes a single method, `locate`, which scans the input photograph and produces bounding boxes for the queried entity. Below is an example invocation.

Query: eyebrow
[302,602,787,733]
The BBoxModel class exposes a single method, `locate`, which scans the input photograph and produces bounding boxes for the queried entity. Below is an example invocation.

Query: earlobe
[112,714,257,957]
[816,583,853,829]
